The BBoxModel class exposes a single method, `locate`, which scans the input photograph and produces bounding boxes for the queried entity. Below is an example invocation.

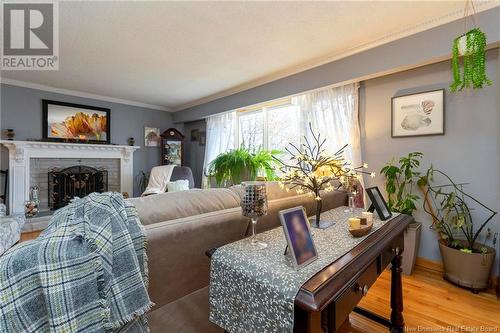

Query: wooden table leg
[390,247,404,333]
[307,311,322,333]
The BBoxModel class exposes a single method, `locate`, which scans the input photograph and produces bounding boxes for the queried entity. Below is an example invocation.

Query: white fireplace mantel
[0,140,140,214]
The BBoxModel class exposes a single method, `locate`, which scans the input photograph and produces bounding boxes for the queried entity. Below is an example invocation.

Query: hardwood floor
[20,230,41,242]
[338,267,500,332]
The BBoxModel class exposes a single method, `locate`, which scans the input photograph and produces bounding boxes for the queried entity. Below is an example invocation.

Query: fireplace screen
[48,165,108,210]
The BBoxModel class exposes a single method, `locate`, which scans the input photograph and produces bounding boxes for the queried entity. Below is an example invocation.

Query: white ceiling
[2,1,499,112]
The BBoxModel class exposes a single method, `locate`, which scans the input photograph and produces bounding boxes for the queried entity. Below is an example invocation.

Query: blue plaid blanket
[0,192,153,332]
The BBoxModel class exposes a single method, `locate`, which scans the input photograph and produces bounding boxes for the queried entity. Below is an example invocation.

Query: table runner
[209,207,399,333]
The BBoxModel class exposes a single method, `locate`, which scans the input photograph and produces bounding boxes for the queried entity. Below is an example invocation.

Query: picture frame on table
[365,186,392,221]
[391,89,445,138]
[279,206,318,268]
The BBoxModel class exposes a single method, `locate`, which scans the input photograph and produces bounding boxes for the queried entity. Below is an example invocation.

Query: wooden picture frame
[279,206,318,268]
[391,89,445,138]
[190,129,199,142]
[365,186,392,221]
[42,100,110,144]
[144,127,161,147]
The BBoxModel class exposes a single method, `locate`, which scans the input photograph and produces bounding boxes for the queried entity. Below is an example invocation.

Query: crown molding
[0,78,172,112]
[173,1,500,112]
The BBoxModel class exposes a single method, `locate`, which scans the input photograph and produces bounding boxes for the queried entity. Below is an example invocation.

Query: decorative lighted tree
[274,124,374,228]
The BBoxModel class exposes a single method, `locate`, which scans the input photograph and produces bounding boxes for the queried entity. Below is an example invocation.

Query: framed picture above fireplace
[42,100,111,144]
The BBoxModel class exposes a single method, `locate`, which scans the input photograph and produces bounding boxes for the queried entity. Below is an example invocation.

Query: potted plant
[207,147,281,187]
[421,166,497,293]
[380,152,423,275]
[450,28,492,92]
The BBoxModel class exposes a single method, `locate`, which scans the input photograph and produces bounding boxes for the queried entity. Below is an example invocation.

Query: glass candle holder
[241,182,268,249]
[342,176,358,214]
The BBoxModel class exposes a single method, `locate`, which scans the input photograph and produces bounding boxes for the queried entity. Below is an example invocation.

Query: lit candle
[362,212,373,223]
[349,217,361,229]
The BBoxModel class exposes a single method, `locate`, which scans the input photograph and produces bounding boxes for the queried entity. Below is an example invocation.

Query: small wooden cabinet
[160,128,185,166]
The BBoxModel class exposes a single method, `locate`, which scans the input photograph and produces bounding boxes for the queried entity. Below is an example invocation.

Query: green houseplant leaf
[380,152,423,216]
[207,146,281,187]
[450,28,492,92]
[421,167,497,251]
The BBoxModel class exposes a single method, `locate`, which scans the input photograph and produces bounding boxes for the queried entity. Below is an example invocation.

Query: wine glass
[241,182,268,249]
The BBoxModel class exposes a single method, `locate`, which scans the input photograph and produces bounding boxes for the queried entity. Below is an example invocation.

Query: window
[238,110,263,149]
[267,104,300,152]
[203,83,361,187]
[235,100,301,157]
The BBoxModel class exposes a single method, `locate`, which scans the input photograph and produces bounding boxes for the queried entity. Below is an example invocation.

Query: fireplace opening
[48,165,108,210]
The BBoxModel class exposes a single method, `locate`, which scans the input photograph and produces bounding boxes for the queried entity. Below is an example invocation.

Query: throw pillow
[167,179,190,193]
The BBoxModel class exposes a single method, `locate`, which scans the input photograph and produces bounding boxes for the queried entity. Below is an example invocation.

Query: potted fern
[450,28,492,92]
[207,147,281,187]
[380,152,423,275]
[421,166,497,293]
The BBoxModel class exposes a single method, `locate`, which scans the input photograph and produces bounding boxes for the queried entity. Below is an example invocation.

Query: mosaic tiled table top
[209,207,398,333]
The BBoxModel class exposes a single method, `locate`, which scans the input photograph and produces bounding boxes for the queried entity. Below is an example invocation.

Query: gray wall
[183,119,207,188]
[173,6,500,123]
[177,49,500,267]
[172,6,500,267]
[0,83,174,197]
[360,49,499,265]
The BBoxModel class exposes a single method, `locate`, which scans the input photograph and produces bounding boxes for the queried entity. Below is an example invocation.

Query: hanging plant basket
[457,33,475,56]
[450,28,492,92]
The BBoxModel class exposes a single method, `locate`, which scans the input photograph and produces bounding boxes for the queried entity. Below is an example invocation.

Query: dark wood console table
[207,213,413,333]
[293,213,412,333]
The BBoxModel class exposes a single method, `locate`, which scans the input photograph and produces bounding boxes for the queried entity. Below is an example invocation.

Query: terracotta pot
[438,240,496,291]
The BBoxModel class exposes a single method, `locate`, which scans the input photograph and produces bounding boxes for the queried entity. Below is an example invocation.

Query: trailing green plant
[380,152,423,216]
[207,146,281,187]
[420,166,497,252]
[450,28,492,92]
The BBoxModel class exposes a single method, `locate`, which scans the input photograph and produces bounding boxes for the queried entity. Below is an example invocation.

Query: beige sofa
[129,182,348,333]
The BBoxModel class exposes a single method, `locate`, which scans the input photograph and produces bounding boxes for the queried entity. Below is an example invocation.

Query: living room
[0,1,499,333]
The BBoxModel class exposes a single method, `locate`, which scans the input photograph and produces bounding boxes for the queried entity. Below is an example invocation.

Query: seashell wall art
[391,89,445,137]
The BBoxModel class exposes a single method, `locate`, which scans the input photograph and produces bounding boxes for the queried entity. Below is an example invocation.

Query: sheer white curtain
[202,111,237,188]
[292,83,362,182]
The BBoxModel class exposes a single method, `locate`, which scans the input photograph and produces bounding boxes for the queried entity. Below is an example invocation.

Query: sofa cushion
[167,179,190,192]
[129,189,241,225]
